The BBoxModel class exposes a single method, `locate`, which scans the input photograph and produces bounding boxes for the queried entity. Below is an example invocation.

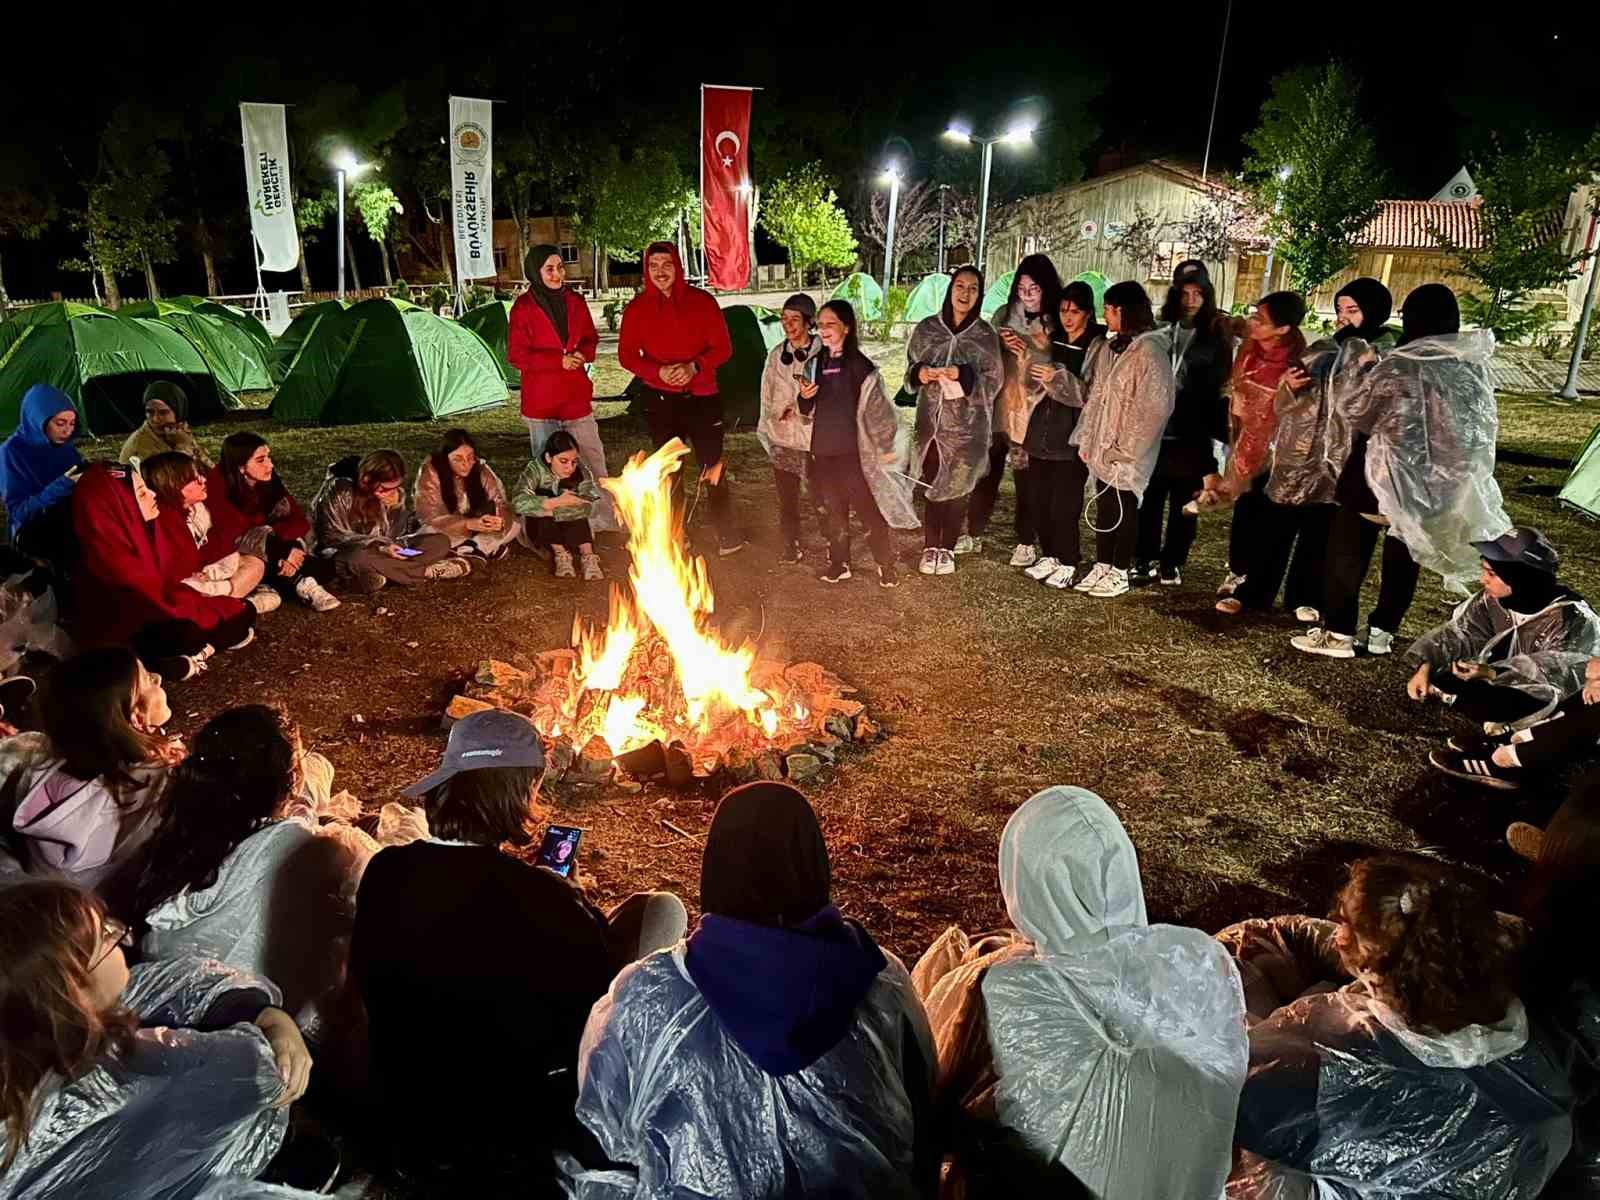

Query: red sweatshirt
[203,465,312,550]
[617,243,731,398]
[507,290,599,420]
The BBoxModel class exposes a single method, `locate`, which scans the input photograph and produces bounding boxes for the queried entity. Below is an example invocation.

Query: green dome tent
[1071,271,1110,316]
[1560,422,1600,519]
[717,305,785,427]
[271,300,347,382]
[981,271,1014,320]
[459,300,516,385]
[165,296,278,378]
[270,297,508,425]
[0,302,231,436]
[830,273,884,321]
[903,275,950,325]
[120,299,275,396]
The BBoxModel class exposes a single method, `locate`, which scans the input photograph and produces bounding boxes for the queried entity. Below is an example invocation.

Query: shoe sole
[1087,588,1129,598]
[718,544,747,557]
[879,579,897,589]
[1428,752,1520,790]
[1293,644,1355,659]
[820,574,851,584]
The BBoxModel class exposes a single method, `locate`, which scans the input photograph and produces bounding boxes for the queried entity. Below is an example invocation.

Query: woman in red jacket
[204,432,340,612]
[509,245,607,477]
[70,462,256,680]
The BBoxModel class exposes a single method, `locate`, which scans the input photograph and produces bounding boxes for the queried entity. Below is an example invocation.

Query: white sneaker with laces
[1043,564,1077,589]
[1217,571,1247,597]
[953,534,982,555]
[918,548,939,575]
[1087,566,1130,598]
[1074,562,1111,592]
[295,575,342,612]
[247,586,282,615]
[580,552,604,581]
[935,549,955,575]
[1009,543,1039,568]
[1365,627,1394,655]
[1024,556,1060,581]
[1291,628,1356,658]
[1294,606,1320,623]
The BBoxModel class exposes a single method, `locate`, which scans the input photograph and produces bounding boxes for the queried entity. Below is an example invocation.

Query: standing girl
[758,294,822,564]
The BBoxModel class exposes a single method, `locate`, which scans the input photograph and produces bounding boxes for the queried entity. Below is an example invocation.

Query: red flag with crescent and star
[701,85,753,290]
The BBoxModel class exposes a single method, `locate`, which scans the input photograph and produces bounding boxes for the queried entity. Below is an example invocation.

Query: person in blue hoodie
[563,782,938,1199]
[0,384,84,563]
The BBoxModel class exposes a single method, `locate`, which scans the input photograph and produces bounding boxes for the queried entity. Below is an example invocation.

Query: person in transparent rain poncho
[913,785,1247,1198]
[561,782,938,1199]
[906,266,1004,575]
[0,881,316,1200]
[758,293,824,565]
[1220,852,1573,1200]
[412,428,520,562]
[1294,284,1511,660]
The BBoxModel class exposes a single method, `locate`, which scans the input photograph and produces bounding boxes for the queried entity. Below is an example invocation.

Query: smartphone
[394,546,424,558]
[538,825,582,877]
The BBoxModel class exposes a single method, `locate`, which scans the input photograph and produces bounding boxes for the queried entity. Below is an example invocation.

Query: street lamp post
[944,121,1036,278]
[332,152,368,302]
[936,184,950,273]
[1559,239,1600,401]
[880,167,901,307]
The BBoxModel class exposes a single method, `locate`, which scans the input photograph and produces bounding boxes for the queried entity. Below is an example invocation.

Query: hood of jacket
[639,240,688,307]
[999,786,1148,954]
[684,904,888,1076]
[12,758,166,875]
[0,383,83,493]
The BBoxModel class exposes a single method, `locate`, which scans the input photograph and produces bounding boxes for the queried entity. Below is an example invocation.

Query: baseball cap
[402,709,546,798]
[781,293,817,322]
[1472,526,1559,575]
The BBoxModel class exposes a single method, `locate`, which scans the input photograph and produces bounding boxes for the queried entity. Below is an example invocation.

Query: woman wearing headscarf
[913,787,1247,1197]
[117,382,212,470]
[1071,281,1176,598]
[1294,283,1506,659]
[978,254,1064,568]
[564,782,937,1199]
[508,245,610,513]
[0,384,83,564]
[907,266,1004,576]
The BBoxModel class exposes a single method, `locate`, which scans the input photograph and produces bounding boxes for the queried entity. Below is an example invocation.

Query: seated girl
[0,384,83,566]
[0,880,312,1199]
[206,433,340,613]
[139,451,278,615]
[1,648,178,890]
[70,462,255,677]
[106,704,367,1048]
[309,450,468,592]
[1221,853,1573,1199]
[512,430,604,581]
[414,429,519,561]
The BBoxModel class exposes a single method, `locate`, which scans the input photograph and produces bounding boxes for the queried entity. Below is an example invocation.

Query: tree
[63,154,179,306]
[352,183,404,286]
[760,163,857,285]
[1243,64,1386,291]
[0,147,55,320]
[572,145,690,281]
[1435,131,1600,343]
[859,180,946,280]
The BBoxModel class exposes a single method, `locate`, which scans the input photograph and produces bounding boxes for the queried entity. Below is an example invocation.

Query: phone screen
[538,825,582,877]
[394,546,424,558]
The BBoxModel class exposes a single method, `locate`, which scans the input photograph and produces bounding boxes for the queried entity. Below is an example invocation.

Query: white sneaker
[247,586,282,615]
[1043,564,1077,589]
[552,546,576,578]
[294,575,341,612]
[580,552,605,581]
[918,548,939,575]
[1294,606,1320,623]
[1024,556,1061,581]
[1009,543,1039,568]
[1086,566,1130,598]
[1291,628,1356,659]
[935,549,955,575]
[1074,562,1112,593]
[1365,627,1394,655]
[1217,572,1247,597]
[953,534,983,555]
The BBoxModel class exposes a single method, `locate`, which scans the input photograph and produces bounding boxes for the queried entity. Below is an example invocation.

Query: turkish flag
[701,86,752,290]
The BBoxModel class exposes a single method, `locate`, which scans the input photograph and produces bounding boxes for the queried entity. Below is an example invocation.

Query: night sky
[2,9,1591,297]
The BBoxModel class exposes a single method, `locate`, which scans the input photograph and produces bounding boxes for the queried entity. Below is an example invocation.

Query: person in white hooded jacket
[915,786,1247,1197]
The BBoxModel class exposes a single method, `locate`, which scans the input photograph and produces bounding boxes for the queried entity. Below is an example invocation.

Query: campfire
[446,438,878,787]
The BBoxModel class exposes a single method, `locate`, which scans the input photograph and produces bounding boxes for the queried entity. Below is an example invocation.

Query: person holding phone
[309,450,468,593]
[0,383,85,567]
[512,430,606,581]
[758,294,823,564]
[414,429,519,562]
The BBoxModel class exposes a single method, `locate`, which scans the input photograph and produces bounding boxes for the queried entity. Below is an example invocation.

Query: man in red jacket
[618,241,741,555]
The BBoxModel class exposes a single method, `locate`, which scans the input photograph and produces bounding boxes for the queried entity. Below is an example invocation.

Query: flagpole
[699,85,706,286]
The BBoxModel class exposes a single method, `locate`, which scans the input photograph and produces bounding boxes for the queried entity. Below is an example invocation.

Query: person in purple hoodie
[563,782,938,1199]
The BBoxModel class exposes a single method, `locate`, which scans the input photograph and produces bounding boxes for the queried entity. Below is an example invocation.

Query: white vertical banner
[448,96,494,282]
[239,103,299,272]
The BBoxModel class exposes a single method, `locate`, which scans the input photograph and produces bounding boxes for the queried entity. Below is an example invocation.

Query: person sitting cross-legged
[562,782,937,1199]
[139,451,280,616]
[413,428,519,562]
[309,450,468,592]
[0,384,84,568]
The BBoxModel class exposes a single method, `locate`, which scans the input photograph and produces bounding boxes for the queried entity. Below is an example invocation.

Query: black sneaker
[1446,733,1502,757]
[777,542,804,565]
[819,563,851,584]
[1131,561,1159,585]
[1158,565,1182,587]
[878,562,899,589]
[1428,749,1522,791]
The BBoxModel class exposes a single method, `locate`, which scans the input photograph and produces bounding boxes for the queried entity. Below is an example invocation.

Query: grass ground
[75,352,1600,961]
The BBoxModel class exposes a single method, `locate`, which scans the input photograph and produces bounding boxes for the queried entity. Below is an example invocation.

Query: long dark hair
[1159,272,1220,333]
[1523,778,1600,996]
[1008,254,1063,326]
[35,649,167,785]
[941,265,984,333]
[106,705,300,928]
[1102,281,1156,351]
[220,432,289,517]
[540,430,587,487]
[819,299,860,358]
[352,449,405,526]
[429,429,491,516]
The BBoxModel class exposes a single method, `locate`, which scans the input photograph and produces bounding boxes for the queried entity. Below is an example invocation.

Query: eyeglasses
[374,481,404,496]
[91,917,132,971]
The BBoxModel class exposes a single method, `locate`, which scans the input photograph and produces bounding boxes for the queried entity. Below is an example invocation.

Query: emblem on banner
[453,122,488,162]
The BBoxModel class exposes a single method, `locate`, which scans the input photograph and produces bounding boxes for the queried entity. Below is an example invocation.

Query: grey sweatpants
[335,533,451,592]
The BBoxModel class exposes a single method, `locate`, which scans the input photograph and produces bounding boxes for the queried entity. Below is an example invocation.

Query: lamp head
[943,124,973,144]
[332,151,366,176]
[1002,121,1037,146]
[878,165,900,187]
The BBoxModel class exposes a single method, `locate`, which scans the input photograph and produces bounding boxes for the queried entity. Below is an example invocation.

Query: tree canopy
[760,163,857,284]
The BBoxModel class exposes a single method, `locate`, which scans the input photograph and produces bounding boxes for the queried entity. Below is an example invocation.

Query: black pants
[644,393,734,541]
[1092,485,1139,569]
[133,608,256,667]
[773,462,823,548]
[813,453,890,569]
[1030,455,1087,566]
[255,533,334,599]
[1428,672,1550,726]
[968,436,1022,540]
[1322,506,1421,636]
[1136,471,1203,572]
[919,441,969,551]
[1226,474,1271,580]
[1509,693,1600,771]
[1235,502,1334,612]
[525,516,594,553]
